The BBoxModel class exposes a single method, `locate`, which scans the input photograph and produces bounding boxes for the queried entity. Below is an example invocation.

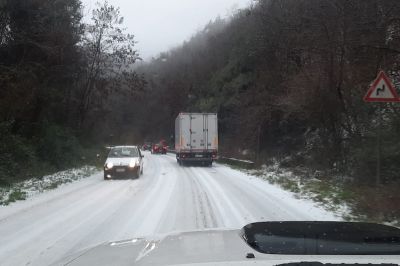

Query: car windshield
[108,147,138,158]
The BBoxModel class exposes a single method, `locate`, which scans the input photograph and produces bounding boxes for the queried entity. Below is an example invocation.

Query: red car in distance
[151,144,167,154]
[142,142,152,151]
[151,141,168,154]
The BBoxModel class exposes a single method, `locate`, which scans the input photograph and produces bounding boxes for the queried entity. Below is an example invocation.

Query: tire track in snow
[20,181,142,266]
[163,155,252,229]
[155,156,221,233]
[189,172,219,228]
[110,153,178,239]
[0,180,135,266]
[209,164,330,221]
[189,166,246,228]
[198,166,300,221]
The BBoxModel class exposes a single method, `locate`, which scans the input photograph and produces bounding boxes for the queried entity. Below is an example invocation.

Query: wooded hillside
[137,0,400,185]
[0,0,144,184]
[1,0,400,191]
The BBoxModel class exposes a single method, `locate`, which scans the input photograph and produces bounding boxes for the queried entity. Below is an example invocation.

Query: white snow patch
[241,163,350,220]
[211,163,339,222]
[0,166,98,205]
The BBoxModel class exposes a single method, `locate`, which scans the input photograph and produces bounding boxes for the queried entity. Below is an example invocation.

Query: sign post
[364,71,400,185]
[376,103,382,186]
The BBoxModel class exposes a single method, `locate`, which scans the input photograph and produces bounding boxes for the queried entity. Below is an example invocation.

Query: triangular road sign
[364,71,400,102]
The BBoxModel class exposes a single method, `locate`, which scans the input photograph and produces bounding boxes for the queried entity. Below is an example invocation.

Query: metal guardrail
[217,157,255,169]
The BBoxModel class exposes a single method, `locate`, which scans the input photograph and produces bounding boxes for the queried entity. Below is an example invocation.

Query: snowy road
[0,152,337,266]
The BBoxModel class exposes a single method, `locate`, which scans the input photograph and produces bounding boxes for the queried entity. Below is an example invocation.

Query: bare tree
[78,0,140,126]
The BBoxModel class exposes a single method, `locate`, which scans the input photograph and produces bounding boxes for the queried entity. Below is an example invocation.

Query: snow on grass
[0,166,98,205]
[252,164,400,227]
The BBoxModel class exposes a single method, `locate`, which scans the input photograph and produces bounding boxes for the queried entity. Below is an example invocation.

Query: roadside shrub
[350,127,400,184]
[37,124,82,169]
[7,189,27,203]
[0,121,104,187]
[0,122,39,185]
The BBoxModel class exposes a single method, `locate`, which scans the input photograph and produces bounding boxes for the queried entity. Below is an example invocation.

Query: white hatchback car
[103,146,144,180]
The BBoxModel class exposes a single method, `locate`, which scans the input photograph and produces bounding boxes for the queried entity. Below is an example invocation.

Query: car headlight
[129,160,139,168]
[106,162,114,169]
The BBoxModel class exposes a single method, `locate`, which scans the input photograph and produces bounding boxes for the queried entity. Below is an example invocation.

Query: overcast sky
[81,0,251,61]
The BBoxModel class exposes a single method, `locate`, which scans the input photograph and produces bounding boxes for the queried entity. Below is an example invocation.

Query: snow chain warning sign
[364,71,400,102]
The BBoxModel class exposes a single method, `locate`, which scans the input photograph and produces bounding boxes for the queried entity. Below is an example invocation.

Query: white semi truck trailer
[175,113,218,166]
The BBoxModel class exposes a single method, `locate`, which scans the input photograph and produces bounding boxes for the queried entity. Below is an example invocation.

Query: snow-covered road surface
[0,152,337,266]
